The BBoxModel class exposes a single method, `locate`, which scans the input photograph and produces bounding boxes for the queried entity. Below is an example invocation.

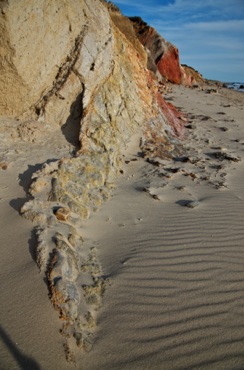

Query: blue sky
[112,0,244,82]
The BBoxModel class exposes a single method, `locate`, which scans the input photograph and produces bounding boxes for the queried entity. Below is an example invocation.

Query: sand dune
[1,85,244,369]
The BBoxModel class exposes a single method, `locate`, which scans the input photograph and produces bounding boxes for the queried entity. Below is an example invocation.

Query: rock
[175,186,185,191]
[186,200,200,208]
[179,116,188,122]
[213,152,241,162]
[174,156,200,164]
[54,207,70,222]
[205,89,218,94]
[185,124,196,130]
[0,162,8,170]
[220,127,228,132]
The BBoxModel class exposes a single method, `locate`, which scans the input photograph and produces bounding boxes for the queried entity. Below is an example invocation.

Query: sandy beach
[1,84,244,369]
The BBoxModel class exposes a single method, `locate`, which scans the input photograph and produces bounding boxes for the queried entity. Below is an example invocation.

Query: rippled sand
[81,85,244,369]
[1,85,244,369]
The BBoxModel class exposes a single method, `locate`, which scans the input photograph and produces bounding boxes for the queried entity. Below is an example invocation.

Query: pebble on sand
[0,162,8,170]
[54,207,70,221]
[186,200,200,208]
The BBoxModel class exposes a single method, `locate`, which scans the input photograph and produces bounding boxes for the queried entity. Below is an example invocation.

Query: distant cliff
[129,16,204,86]
[0,0,200,360]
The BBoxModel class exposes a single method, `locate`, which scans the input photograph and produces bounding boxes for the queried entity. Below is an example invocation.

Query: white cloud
[184,19,244,32]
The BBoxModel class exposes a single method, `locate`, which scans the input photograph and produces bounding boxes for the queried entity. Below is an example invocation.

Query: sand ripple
[81,85,244,369]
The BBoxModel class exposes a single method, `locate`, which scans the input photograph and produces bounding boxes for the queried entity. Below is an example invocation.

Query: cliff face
[130,17,182,84]
[0,0,88,117]
[181,64,205,87]
[130,17,204,86]
[0,0,186,361]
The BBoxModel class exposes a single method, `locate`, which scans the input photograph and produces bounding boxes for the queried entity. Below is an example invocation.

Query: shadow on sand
[9,159,58,213]
[0,325,40,369]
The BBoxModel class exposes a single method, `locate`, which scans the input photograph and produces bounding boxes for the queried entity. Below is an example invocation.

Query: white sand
[1,86,244,369]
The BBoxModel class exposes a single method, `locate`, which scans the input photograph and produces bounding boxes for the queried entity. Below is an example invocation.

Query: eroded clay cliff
[0,0,186,361]
[130,16,204,86]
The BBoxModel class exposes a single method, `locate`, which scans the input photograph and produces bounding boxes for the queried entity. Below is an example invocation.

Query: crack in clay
[33,25,88,119]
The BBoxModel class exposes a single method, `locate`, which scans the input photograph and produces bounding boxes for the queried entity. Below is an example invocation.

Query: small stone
[175,186,185,191]
[225,154,241,162]
[54,207,70,221]
[143,187,150,193]
[215,182,227,189]
[186,200,199,208]
[220,127,228,132]
[0,162,8,170]
[188,156,201,164]
[179,116,187,122]
[185,124,196,130]
[205,89,218,94]
[214,151,241,162]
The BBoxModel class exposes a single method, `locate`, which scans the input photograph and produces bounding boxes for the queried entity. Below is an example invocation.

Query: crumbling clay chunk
[0,162,8,170]
[54,207,70,222]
